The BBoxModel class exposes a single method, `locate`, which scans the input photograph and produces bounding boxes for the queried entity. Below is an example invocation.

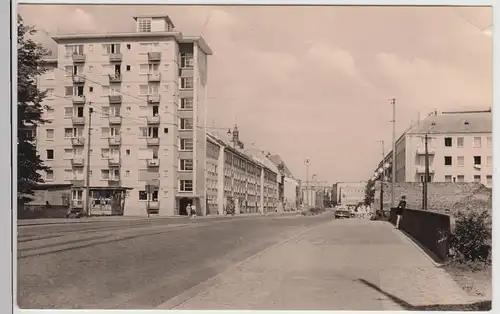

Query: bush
[449,209,491,263]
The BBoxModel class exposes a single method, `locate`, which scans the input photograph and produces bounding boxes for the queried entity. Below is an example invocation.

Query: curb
[156,220,330,309]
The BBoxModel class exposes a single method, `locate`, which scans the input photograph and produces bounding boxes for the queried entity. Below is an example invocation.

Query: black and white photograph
[14,2,493,311]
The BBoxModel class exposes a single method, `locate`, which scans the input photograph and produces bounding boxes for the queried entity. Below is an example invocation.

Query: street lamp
[304,158,311,206]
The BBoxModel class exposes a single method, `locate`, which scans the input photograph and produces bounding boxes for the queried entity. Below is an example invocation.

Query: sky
[17,4,492,184]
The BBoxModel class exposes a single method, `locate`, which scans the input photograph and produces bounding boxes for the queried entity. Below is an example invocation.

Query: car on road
[334,206,351,219]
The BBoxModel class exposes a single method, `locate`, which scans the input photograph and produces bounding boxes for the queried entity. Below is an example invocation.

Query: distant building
[372,109,492,187]
[336,182,366,206]
[267,154,298,211]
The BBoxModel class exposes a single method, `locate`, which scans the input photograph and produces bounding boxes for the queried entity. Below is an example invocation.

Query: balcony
[72,95,86,105]
[416,146,436,155]
[147,159,160,167]
[108,156,121,167]
[146,137,160,146]
[109,53,123,63]
[108,74,122,84]
[72,75,86,84]
[71,137,85,146]
[71,116,85,125]
[108,116,122,125]
[70,179,85,188]
[71,156,85,166]
[108,95,122,104]
[147,72,161,82]
[108,136,121,146]
[415,165,435,174]
[146,115,160,125]
[147,94,160,104]
[72,54,86,63]
[148,52,161,62]
[71,199,84,208]
[107,177,120,183]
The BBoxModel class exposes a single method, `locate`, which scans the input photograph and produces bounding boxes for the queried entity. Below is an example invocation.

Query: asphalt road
[17,212,333,309]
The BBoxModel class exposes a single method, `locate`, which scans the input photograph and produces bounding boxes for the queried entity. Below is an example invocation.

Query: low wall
[374,182,484,212]
[18,205,69,220]
[390,207,451,261]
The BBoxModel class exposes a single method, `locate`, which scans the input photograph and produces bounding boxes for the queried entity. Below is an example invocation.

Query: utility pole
[84,106,93,217]
[304,159,310,207]
[390,98,396,208]
[378,140,385,213]
[423,134,430,210]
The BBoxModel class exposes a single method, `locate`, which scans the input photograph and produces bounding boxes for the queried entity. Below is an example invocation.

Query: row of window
[443,136,492,148]
[443,175,492,185]
[443,155,492,166]
[58,77,194,98]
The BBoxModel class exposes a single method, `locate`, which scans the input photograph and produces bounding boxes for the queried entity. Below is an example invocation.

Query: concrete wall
[390,207,451,261]
[374,181,486,212]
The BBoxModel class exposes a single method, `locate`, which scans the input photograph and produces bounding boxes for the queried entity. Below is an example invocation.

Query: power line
[451,7,492,33]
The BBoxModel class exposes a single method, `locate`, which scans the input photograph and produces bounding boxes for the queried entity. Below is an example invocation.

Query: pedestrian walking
[191,203,197,218]
[395,195,407,229]
[186,203,192,217]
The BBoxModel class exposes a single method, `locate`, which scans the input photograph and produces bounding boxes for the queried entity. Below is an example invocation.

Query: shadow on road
[357,278,491,311]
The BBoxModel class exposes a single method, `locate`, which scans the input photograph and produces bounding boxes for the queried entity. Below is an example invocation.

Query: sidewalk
[159,219,480,311]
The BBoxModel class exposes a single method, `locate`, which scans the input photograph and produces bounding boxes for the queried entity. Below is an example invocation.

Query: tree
[364,179,375,206]
[17,14,51,203]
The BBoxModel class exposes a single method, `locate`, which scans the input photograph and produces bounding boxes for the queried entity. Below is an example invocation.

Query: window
[101,169,110,180]
[88,65,93,72]
[474,175,481,183]
[487,136,492,147]
[486,175,492,186]
[457,175,465,183]
[65,44,84,57]
[46,129,54,140]
[89,86,94,93]
[126,65,131,71]
[139,85,149,95]
[46,149,54,160]
[180,53,194,68]
[457,137,464,148]
[473,137,482,148]
[125,170,130,177]
[163,170,169,177]
[45,67,55,79]
[89,45,94,51]
[126,149,131,156]
[127,44,131,50]
[101,148,110,159]
[102,44,121,54]
[101,106,110,117]
[180,97,193,109]
[139,127,148,137]
[457,156,464,167]
[64,66,73,76]
[45,88,54,99]
[65,86,73,96]
[101,127,110,137]
[180,159,193,171]
[445,175,452,183]
[46,108,55,120]
[137,18,152,32]
[444,156,452,166]
[444,137,452,147]
[164,128,168,134]
[46,170,54,181]
[63,148,73,159]
[180,118,193,130]
[487,156,492,166]
[474,156,482,165]
[181,77,194,89]
[180,180,193,192]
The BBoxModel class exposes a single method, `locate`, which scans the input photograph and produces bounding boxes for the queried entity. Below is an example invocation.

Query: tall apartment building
[36,14,212,216]
[372,109,492,187]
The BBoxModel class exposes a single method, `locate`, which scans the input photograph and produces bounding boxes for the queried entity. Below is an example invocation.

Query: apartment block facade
[373,110,492,187]
[206,133,279,215]
[36,15,212,216]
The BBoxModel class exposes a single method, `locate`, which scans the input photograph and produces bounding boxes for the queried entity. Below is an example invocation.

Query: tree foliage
[17,14,51,203]
[364,179,375,205]
[450,209,492,263]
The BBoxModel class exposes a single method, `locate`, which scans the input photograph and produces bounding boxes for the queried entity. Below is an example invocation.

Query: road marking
[156,219,331,309]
